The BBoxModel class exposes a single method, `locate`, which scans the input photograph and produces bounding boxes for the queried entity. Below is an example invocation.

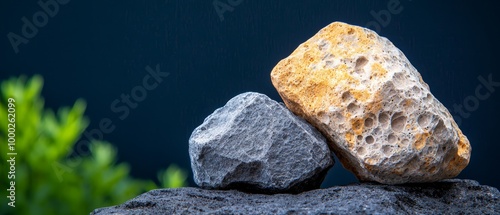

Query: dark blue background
[1,0,499,189]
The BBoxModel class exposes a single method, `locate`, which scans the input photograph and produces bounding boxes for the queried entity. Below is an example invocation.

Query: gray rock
[189,92,334,193]
[91,179,500,215]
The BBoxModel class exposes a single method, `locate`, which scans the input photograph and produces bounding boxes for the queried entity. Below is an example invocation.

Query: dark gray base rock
[189,92,333,194]
[91,179,499,215]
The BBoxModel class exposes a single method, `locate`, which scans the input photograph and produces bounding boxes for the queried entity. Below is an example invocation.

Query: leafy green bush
[0,75,187,215]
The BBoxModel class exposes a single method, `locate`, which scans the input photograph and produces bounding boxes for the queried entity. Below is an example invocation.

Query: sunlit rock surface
[271,22,471,184]
[189,92,333,193]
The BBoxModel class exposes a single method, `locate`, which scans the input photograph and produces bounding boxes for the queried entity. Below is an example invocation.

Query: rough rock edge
[189,92,334,194]
[91,179,499,215]
[270,21,471,184]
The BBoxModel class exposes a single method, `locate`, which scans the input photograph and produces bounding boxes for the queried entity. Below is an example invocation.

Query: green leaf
[0,75,187,215]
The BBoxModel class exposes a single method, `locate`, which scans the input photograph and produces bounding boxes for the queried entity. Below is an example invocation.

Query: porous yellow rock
[271,21,471,184]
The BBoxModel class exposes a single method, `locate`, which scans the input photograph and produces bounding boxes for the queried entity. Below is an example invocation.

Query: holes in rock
[365,135,375,144]
[372,127,382,136]
[332,112,345,123]
[392,72,406,89]
[417,113,432,128]
[411,86,421,96]
[382,145,392,156]
[434,120,446,137]
[399,99,413,110]
[387,134,396,144]
[424,93,432,102]
[364,117,374,128]
[357,135,363,141]
[357,147,366,156]
[355,56,368,69]
[347,103,360,114]
[391,115,407,132]
[352,119,363,133]
[381,81,395,93]
[318,111,330,125]
[354,56,368,75]
[347,28,354,34]
[378,112,390,127]
[342,91,353,101]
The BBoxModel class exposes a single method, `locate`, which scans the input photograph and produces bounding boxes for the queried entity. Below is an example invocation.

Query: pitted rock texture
[91,179,500,215]
[189,92,333,193]
[270,22,471,184]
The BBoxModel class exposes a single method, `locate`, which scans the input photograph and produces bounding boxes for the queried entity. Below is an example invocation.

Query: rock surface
[189,92,333,193]
[91,179,499,215]
[270,21,471,184]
